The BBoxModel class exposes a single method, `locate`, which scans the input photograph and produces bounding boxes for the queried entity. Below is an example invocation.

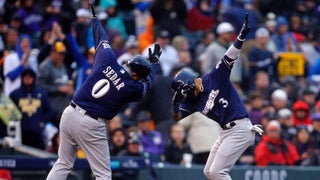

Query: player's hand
[148,43,162,64]
[172,83,186,104]
[88,3,97,18]
[238,13,250,41]
[181,82,195,96]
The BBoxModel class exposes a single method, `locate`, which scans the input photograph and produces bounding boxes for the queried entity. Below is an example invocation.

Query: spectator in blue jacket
[9,68,53,149]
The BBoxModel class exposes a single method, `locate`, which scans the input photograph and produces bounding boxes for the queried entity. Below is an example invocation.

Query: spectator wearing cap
[3,34,38,96]
[9,68,53,149]
[299,88,317,112]
[142,30,180,77]
[199,22,235,75]
[171,35,192,66]
[282,76,299,103]
[254,120,300,166]
[292,100,311,127]
[248,27,275,89]
[72,8,90,55]
[136,110,165,162]
[271,89,290,112]
[38,39,73,127]
[277,108,297,141]
[271,16,299,52]
[310,113,320,150]
[117,35,139,65]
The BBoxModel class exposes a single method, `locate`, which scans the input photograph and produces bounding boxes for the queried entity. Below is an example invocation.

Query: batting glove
[148,43,162,64]
[238,13,250,41]
[88,3,97,18]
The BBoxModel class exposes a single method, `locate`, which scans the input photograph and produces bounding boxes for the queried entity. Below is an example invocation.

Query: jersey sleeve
[91,18,109,48]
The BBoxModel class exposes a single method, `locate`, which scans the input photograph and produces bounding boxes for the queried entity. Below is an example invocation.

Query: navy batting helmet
[127,55,152,79]
[171,68,197,91]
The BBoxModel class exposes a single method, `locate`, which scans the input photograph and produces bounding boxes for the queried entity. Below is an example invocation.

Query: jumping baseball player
[46,3,161,180]
[171,14,263,180]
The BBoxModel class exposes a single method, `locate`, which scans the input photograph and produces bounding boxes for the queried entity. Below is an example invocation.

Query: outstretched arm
[88,3,109,49]
[223,13,250,69]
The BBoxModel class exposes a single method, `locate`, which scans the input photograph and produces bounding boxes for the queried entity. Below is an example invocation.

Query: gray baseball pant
[46,105,111,180]
[203,118,255,180]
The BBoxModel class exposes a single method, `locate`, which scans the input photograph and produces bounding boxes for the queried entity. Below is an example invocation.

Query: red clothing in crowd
[292,100,311,126]
[187,7,215,32]
[254,135,300,166]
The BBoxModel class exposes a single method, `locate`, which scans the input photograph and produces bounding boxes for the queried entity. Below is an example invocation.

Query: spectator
[194,31,215,67]
[248,90,265,125]
[136,110,165,162]
[291,125,315,166]
[277,108,297,141]
[281,76,299,103]
[149,0,187,40]
[186,0,215,33]
[254,120,300,166]
[252,71,272,99]
[116,0,136,36]
[171,35,192,66]
[115,131,143,180]
[109,128,127,156]
[199,22,234,75]
[315,101,320,113]
[310,113,320,150]
[46,131,60,154]
[4,28,19,53]
[178,112,221,164]
[292,100,311,127]
[142,30,180,77]
[9,68,53,150]
[117,35,139,65]
[15,0,43,45]
[272,16,299,52]
[248,27,275,88]
[100,0,128,40]
[132,65,175,143]
[164,124,192,165]
[107,114,123,135]
[38,40,73,127]
[0,78,22,138]
[72,8,90,55]
[3,34,38,97]
[299,88,317,111]
[271,89,290,112]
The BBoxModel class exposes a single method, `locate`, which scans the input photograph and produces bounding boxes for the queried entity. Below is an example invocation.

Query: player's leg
[203,135,222,180]
[74,116,111,180]
[47,107,78,180]
[208,119,255,180]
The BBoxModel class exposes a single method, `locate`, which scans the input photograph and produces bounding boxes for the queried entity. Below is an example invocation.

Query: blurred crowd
[1,0,320,178]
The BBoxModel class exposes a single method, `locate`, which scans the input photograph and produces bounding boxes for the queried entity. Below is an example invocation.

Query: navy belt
[70,101,100,121]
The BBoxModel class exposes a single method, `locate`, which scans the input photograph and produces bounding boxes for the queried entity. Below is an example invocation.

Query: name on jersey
[102,66,125,91]
[202,89,219,115]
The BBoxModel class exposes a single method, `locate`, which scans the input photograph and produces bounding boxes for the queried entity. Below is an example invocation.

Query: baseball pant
[203,118,255,180]
[46,105,111,180]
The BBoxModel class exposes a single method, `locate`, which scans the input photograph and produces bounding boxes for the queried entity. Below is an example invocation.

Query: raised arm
[223,13,250,69]
[88,3,109,49]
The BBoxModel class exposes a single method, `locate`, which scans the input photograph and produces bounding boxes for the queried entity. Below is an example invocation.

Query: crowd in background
[1,0,320,178]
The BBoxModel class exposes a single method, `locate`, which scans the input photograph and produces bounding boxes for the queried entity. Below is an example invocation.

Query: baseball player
[171,14,263,180]
[46,3,161,180]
